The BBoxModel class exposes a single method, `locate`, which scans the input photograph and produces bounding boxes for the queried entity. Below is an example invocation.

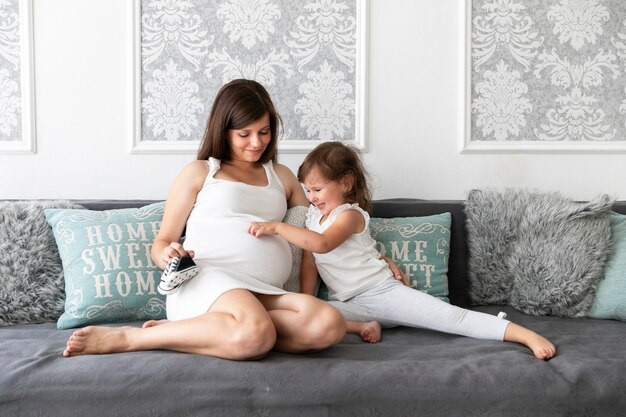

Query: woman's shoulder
[272,162,296,179]
[175,160,210,191]
[182,159,210,176]
[273,162,308,207]
[186,159,210,169]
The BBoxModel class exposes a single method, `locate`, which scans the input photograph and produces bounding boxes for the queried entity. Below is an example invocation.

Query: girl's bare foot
[359,321,382,343]
[524,332,556,360]
[504,323,556,360]
[346,320,382,343]
[63,326,133,357]
[142,319,170,328]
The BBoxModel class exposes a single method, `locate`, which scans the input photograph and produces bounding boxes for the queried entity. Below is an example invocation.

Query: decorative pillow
[45,202,167,329]
[589,213,626,321]
[315,214,452,301]
[0,200,85,326]
[282,205,308,293]
[466,189,613,317]
[369,213,451,302]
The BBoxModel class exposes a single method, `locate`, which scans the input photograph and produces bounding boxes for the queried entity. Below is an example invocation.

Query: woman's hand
[382,256,409,286]
[159,242,194,269]
[248,222,279,237]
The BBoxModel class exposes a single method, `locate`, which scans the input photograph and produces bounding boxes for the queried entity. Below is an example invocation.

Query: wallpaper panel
[470,0,626,144]
[139,0,362,150]
[0,0,22,142]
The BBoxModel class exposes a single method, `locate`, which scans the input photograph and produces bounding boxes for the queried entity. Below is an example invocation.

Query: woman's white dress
[166,157,291,320]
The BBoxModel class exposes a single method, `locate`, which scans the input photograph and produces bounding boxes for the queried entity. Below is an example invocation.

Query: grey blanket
[1,306,625,417]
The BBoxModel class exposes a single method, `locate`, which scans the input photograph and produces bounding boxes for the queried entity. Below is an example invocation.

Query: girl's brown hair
[197,79,281,164]
[297,141,372,212]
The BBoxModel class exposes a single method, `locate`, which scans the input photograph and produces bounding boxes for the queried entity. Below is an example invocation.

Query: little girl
[248,141,556,360]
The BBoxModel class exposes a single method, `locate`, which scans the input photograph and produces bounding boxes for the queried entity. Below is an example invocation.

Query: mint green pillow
[45,202,167,329]
[317,214,452,301]
[589,213,626,321]
[369,214,451,302]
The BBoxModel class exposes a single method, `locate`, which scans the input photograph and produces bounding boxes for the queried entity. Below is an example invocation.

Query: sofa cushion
[370,199,471,307]
[45,202,167,329]
[465,189,613,317]
[282,205,308,293]
[589,212,626,321]
[316,213,452,301]
[370,213,451,302]
[0,200,85,326]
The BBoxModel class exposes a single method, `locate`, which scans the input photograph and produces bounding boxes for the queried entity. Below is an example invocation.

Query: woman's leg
[64,289,277,360]
[256,293,346,353]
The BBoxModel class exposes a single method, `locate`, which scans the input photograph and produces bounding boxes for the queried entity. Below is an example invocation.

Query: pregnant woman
[63,79,347,359]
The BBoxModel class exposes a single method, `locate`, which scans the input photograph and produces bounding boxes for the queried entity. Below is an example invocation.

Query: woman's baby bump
[184,218,292,280]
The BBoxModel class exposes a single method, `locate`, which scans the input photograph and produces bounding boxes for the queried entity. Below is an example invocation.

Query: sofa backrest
[372,198,626,308]
[42,198,626,308]
[74,199,473,305]
[77,200,159,211]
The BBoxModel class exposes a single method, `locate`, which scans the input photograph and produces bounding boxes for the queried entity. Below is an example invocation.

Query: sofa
[1,198,625,417]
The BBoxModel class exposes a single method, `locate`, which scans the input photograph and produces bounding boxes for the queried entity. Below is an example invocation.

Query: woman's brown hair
[197,79,281,164]
[297,141,372,212]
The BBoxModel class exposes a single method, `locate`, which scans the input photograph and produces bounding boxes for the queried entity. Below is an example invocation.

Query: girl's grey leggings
[329,278,509,341]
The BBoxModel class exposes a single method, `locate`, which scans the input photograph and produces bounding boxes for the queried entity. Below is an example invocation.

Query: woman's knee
[307,304,347,349]
[228,317,277,360]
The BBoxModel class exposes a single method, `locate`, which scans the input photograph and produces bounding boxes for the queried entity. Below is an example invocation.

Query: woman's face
[227,113,271,163]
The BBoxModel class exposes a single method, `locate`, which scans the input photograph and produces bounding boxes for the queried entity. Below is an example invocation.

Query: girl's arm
[299,250,318,296]
[248,209,364,254]
[382,256,409,286]
[151,161,206,269]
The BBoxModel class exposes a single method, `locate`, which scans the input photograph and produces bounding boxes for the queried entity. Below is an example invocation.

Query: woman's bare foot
[346,320,381,343]
[63,326,133,357]
[142,319,170,328]
[504,323,556,360]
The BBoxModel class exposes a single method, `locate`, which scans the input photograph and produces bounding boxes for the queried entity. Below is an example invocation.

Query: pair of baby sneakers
[157,256,199,295]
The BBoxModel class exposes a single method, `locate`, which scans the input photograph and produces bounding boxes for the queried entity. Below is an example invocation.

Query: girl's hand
[248,222,278,237]
[382,256,409,287]
[159,242,194,269]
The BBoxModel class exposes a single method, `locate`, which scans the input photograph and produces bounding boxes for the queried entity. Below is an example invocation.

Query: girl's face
[227,113,271,163]
[303,167,349,218]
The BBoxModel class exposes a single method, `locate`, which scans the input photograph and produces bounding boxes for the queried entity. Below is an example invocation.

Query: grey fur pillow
[465,189,613,318]
[0,200,84,326]
[282,205,308,293]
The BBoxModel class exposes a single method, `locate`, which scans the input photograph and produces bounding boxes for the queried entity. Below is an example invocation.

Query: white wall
[1,0,625,200]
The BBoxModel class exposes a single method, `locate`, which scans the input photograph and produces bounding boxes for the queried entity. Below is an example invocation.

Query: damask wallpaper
[470,0,626,147]
[0,0,23,143]
[139,0,364,152]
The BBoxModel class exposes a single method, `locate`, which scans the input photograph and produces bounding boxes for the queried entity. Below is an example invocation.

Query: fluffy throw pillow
[45,202,167,329]
[589,213,626,321]
[369,214,451,302]
[0,200,85,326]
[466,189,613,317]
[282,205,308,293]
